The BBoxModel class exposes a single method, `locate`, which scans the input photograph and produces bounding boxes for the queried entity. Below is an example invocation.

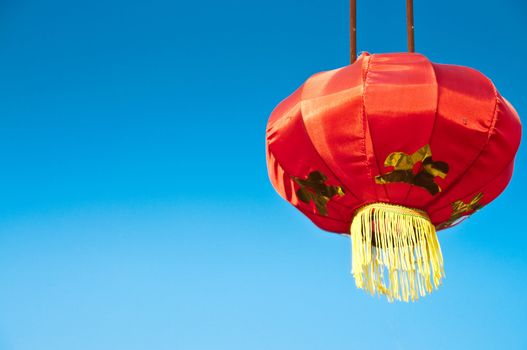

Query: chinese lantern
[265,51,522,301]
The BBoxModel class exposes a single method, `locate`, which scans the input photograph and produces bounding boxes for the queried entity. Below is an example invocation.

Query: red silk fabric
[266,52,522,233]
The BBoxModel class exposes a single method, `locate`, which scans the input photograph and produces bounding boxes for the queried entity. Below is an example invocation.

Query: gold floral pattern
[292,171,345,216]
[375,144,449,195]
[436,193,484,229]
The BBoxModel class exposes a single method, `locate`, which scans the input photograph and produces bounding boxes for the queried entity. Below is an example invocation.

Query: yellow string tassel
[350,203,444,302]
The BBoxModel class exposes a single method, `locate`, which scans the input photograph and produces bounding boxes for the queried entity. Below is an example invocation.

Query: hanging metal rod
[406,0,415,52]
[350,0,357,63]
[350,0,415,64]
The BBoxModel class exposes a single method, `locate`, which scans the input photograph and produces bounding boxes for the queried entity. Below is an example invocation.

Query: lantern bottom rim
[352,202,430,221]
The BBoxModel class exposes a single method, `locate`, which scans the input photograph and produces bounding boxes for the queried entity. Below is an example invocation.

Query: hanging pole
[406,0,415,52]
[350,0,357,63]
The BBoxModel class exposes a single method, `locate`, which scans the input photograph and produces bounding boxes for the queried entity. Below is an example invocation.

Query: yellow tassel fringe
[350,203,444,302]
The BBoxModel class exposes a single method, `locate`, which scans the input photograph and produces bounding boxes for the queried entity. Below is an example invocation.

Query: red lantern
[266,52,522,301]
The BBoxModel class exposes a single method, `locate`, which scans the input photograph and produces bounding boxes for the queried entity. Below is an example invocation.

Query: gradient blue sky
[0,0,526,349]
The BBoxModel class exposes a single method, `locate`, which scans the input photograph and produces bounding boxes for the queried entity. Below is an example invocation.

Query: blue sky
[0,0,526,349]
